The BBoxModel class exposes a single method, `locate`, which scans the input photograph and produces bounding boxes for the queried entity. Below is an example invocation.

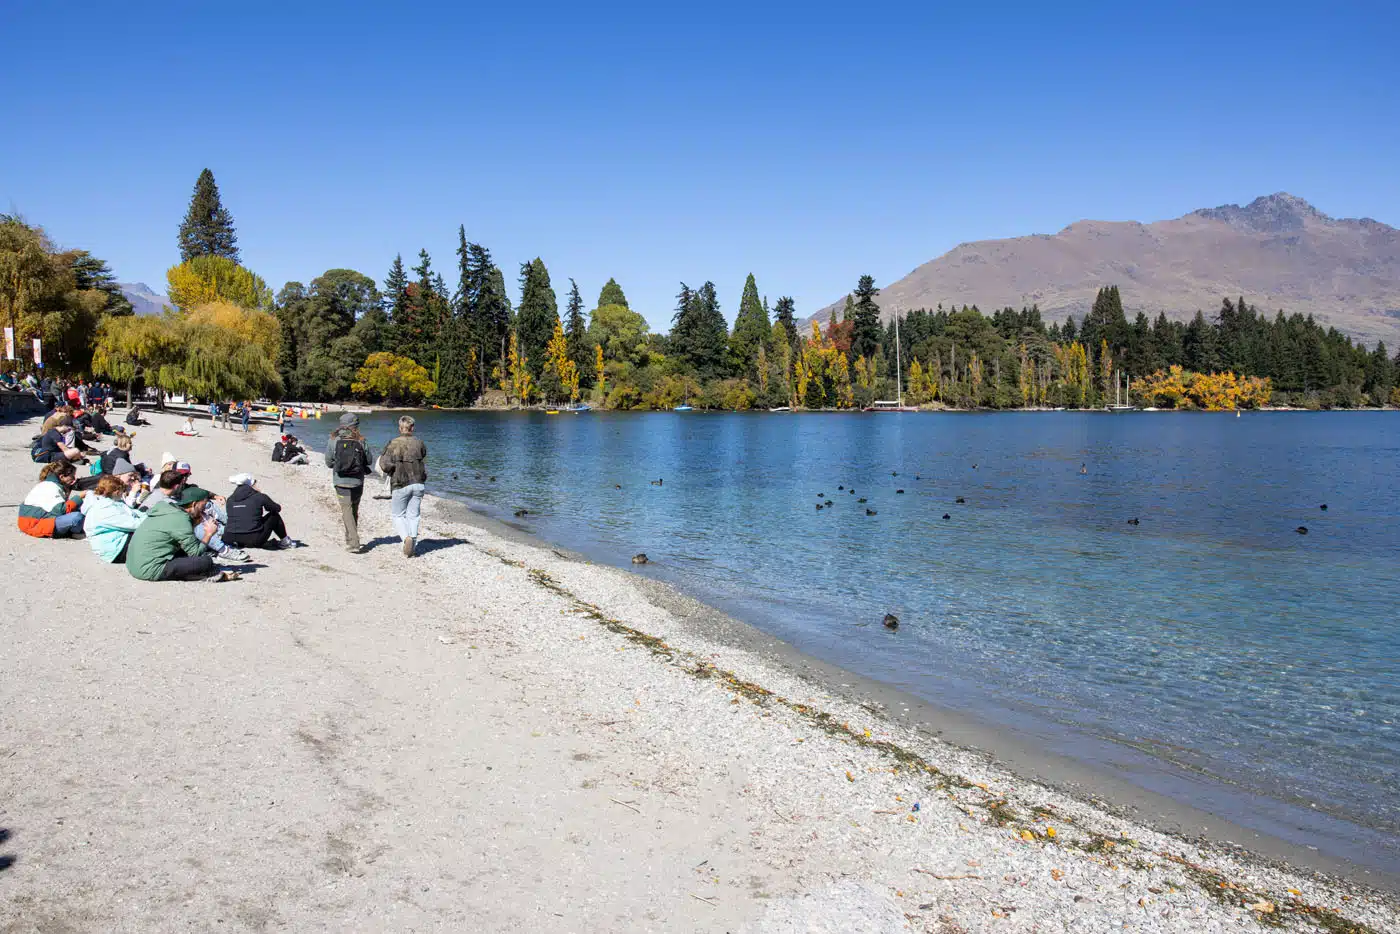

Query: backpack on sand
[333,438,368,478]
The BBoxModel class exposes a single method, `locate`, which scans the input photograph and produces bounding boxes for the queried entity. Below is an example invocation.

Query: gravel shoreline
[1,411,1395,933]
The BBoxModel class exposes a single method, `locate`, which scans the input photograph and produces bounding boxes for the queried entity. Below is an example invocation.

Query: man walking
[325,413,374,552]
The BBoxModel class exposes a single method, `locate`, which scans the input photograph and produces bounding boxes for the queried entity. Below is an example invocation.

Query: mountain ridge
[118,282,170,317]
[816,194,1400,347]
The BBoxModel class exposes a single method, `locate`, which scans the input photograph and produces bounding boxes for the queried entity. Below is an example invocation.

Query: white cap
[229,473,256,487]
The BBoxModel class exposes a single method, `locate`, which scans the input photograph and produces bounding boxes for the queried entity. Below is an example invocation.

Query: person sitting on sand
[177,416,200,437]
[142,461,248,562]
[100,432,147,480]
[125,405,150,427]
[31,415,86,465]
[271,434,309,465]
[80,474,148,563]
[126,485,237,582]
[18,461,86,538]
[224,474,298,550]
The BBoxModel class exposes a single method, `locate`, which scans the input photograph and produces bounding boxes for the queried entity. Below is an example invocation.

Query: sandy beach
[1,411,1395,934]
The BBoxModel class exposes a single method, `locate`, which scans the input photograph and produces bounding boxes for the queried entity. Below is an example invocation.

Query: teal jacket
[80,495,147,562]
[126,502,210,581]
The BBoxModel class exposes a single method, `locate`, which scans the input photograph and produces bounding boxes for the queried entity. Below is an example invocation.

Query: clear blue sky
[3,1,1397,330]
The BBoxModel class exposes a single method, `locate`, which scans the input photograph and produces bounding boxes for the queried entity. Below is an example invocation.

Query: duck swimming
[882,614,899,630]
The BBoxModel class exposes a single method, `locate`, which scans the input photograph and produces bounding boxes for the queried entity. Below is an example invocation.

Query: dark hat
[338,412,359,428]
[175,485,213,507]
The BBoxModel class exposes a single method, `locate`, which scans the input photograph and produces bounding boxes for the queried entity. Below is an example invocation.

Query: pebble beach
[1,411,1395,933]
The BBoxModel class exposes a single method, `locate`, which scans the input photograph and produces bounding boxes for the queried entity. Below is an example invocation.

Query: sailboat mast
[895,313,903,405]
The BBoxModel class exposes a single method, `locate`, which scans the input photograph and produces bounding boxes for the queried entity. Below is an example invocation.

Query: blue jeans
[54,511,85,537]
[390,484,425,540]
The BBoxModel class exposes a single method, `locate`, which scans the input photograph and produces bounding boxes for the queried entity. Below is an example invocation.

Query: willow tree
[91,315,179,404]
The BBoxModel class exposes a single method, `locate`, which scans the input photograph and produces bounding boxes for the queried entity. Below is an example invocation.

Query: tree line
[5,169,1398,410]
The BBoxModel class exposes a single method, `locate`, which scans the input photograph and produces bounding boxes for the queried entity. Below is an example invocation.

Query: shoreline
[424,481,1400,894]
[3,410,1396,932]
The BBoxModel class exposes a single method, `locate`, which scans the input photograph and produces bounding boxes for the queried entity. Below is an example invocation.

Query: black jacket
[225,483,282,536]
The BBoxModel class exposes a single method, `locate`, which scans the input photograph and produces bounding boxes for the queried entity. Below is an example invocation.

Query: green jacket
[126,501,210,581]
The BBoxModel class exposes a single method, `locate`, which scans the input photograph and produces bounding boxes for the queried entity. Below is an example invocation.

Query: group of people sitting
[18,423,301,582]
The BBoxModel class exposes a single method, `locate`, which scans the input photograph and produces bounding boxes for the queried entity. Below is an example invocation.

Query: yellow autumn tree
[593,343,606,401]
[352,352,436,403]
[541,318,579,403]
[506,331,532,405]
[166,255,273,311]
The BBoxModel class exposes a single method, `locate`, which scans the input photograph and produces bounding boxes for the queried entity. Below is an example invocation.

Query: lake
[341,409,1400,872]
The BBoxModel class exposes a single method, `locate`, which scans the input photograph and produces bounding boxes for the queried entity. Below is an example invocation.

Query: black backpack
[271,441,286,462]
[333,438,368,478]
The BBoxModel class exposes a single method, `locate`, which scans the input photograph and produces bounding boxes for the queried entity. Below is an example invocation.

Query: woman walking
[378,415,428,557]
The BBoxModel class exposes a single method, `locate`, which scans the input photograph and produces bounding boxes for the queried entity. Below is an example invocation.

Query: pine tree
[177,168,239,262]
[565,278,591,387]
[850,275,882,361]
[598,277,628,308]
[516,258,559,379]
[773,296,799,355]
[670,282,730,379]
[729,272,771,378]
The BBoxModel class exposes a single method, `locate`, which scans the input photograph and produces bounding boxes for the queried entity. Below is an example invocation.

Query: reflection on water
[341,409,1399,869]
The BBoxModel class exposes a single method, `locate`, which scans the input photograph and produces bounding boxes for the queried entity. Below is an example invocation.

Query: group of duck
[814,470,967,520]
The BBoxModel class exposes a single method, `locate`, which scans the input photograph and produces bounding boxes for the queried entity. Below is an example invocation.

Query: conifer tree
[565,278,591,387]
[516,258,559,379]
[773,296,799,354]
[850,275,882,361]
[178,169,239,262]
[729,272,771,377]
[598,277,628,308]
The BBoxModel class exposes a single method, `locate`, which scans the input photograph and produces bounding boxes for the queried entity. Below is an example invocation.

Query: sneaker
[276,537,301,550]
[219,546,251,563]
[403,536,414,557]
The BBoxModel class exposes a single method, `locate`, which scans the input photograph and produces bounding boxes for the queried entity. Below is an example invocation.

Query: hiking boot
[403,536,414,557]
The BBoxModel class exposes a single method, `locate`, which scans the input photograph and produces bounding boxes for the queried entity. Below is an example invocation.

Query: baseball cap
[173,461,193,475]
[175,485,212,507]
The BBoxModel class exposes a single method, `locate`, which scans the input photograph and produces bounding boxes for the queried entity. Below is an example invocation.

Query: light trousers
[391,483,425,540]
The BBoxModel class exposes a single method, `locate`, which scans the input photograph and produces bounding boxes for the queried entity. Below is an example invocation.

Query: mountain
[118,282,170,317]
[817,194,1400,347]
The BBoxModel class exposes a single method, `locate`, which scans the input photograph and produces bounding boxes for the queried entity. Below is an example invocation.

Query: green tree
[850,275,882,361]
[588,302,652,366]
[772,295,798,355]
[177,168,239,262]
[516,257,559,379]
[670,281,729,379]
[598,277,628,308]
[90,315,178,403]
[729,272,771,378]
[565,278,591,387]
[71,252,133,316]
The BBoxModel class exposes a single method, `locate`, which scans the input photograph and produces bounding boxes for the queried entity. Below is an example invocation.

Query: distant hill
[816,194,1400,347]
[118,282,170,317]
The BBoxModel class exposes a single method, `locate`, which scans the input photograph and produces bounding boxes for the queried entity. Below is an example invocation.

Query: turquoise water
[340,410,1399,871]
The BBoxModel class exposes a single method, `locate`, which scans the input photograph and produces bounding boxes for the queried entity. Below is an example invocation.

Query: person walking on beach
[325,413,374,552]
[240,400,251,432]
[378,415,428,557]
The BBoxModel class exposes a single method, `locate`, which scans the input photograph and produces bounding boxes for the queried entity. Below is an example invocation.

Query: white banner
[3,327,12,361]
[32,338,41,367]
